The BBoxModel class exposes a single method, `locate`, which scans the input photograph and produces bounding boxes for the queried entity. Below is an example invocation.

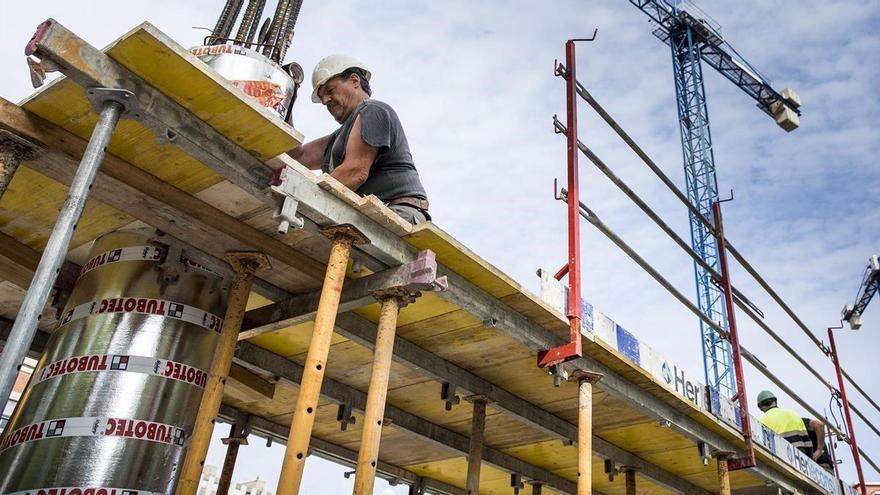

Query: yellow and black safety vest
[760,407,811,452]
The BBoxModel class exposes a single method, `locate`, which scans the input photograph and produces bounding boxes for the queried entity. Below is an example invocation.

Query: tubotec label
[0,416,186,453]
[36,354,207,388]
[58,297,223,333]
[4,487,164,495]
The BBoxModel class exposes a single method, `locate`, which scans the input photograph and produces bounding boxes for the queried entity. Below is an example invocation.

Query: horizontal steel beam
[217,404,466,495]
[232,341,579,494]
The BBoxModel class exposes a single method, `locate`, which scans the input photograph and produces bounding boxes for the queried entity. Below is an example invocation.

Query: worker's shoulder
[361,99,398,115]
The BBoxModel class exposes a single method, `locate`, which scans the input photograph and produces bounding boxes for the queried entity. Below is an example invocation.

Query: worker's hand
[812,448,824,461]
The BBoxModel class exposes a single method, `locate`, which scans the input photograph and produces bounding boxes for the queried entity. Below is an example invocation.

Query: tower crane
[842,255,880,330]
[629,0,802,398]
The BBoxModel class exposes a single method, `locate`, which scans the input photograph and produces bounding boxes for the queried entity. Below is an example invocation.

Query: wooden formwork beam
[465,397,488,495]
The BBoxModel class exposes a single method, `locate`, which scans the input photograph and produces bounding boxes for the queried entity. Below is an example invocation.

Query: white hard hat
[311,54,371,103]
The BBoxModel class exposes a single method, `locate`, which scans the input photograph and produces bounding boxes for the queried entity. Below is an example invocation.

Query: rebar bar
[235,0,265,44]
[276,0,303,61]
[211,0,245,43]
[262,0,291,59]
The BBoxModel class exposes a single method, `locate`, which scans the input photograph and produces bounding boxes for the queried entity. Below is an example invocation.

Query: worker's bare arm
[809,419,826,460]
[329,115,377,191]
[287,134,332,169]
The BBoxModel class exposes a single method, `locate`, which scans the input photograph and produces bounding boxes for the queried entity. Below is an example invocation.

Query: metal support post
[465,396,488,495]
[715,453,732,495]
[624,469,636,495]
[218,417,251,495]
[530,483,543,495]
[827,327,867,495]
[711,201,755,470]
[352,295,402,495]
[571,370,603,495]
[0,88,135,410]
[276,225,368,495]
[0,132,40,199]
[177,252,270,495]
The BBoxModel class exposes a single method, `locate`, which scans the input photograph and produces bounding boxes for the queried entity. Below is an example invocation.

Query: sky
[1,0,878,493]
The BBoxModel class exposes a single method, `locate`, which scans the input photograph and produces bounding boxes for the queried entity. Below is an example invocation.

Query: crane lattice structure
[630,0,802,398]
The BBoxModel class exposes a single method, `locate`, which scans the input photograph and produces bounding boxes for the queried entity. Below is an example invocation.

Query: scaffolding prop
[537,31,597,370]
[176,251,271,495]
[275,224,369,495]
[571,370,603,495]
[0,86,138,411]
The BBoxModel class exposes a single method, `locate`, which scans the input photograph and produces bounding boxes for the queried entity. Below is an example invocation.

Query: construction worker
[803,417,835,472]
[288,54,430,224]
[756,390,818,459]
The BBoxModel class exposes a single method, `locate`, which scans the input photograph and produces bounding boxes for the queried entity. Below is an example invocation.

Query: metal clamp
[337,403,356,431]
[441,382,460,411]
[270,166,305,234]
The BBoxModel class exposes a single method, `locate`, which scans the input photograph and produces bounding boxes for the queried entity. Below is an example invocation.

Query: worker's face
[318,73,364,123]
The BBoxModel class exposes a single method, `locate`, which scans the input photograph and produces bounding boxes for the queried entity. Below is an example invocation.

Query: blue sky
[2,0,878,492]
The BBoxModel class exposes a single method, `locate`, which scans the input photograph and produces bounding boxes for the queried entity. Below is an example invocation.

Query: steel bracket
[370,250,448,307]
[441,382,460,411]
[269,166,305,234]
[85,88,142,120]
[511,473,525,494]
[337,403,356,431]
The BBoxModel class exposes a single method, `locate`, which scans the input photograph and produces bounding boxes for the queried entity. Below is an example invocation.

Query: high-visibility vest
[760,407,812,451]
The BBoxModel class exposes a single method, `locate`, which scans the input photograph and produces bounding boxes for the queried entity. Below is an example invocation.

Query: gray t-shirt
[322,99,427,203]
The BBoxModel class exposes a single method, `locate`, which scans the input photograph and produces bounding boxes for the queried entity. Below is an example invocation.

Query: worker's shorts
[389,204,430,225]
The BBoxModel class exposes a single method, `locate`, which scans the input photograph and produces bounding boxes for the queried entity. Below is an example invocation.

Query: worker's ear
[348,72,361,90]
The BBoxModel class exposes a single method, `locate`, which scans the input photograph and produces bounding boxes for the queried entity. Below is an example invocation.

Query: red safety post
[539,32,597,369]
[711,201,755,470]
[827,327,867,495]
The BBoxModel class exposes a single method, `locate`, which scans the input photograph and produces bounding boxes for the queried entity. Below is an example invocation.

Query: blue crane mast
[629,0,802,398]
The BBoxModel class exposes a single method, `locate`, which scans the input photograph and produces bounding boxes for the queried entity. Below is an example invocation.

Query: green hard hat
[757,390,776,404]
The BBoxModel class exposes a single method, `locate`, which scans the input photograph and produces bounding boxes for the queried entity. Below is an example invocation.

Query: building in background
[0,356,36,432]
[198,465,273,495]
[858,482,880,495]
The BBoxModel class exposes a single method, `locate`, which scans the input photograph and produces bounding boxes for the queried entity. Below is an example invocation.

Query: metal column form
[827,327,867,495]
[465,397,488,495]
[0,88,135,418]
[711,202,755,470]
[571,370,602,495]
[276,224,368,495]
[352,295,401,495]
[0,230,228,492]
[669,23,736,399]
[176,252,270,495]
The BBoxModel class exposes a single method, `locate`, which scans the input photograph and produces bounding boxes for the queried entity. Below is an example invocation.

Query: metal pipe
[624,469,636,495]
[574,371,602,495]
[712,202,755,470]
[217,422,246,495]
[176,252,269,495]
[353,295,401,495]
[465,398,487,495]
[276,225,367,495]
[0,99,122,412]
[827,427,841,479]
[573,79,880,418]
[716,456,731,495]
[828,327,867,495]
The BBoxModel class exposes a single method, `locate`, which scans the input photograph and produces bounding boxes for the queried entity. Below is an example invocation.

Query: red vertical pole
[563,38,583,354]
[712,202,755,470]
[827,327,867,495]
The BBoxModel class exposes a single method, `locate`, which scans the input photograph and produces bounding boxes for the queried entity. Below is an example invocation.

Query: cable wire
[569,75,880,418]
